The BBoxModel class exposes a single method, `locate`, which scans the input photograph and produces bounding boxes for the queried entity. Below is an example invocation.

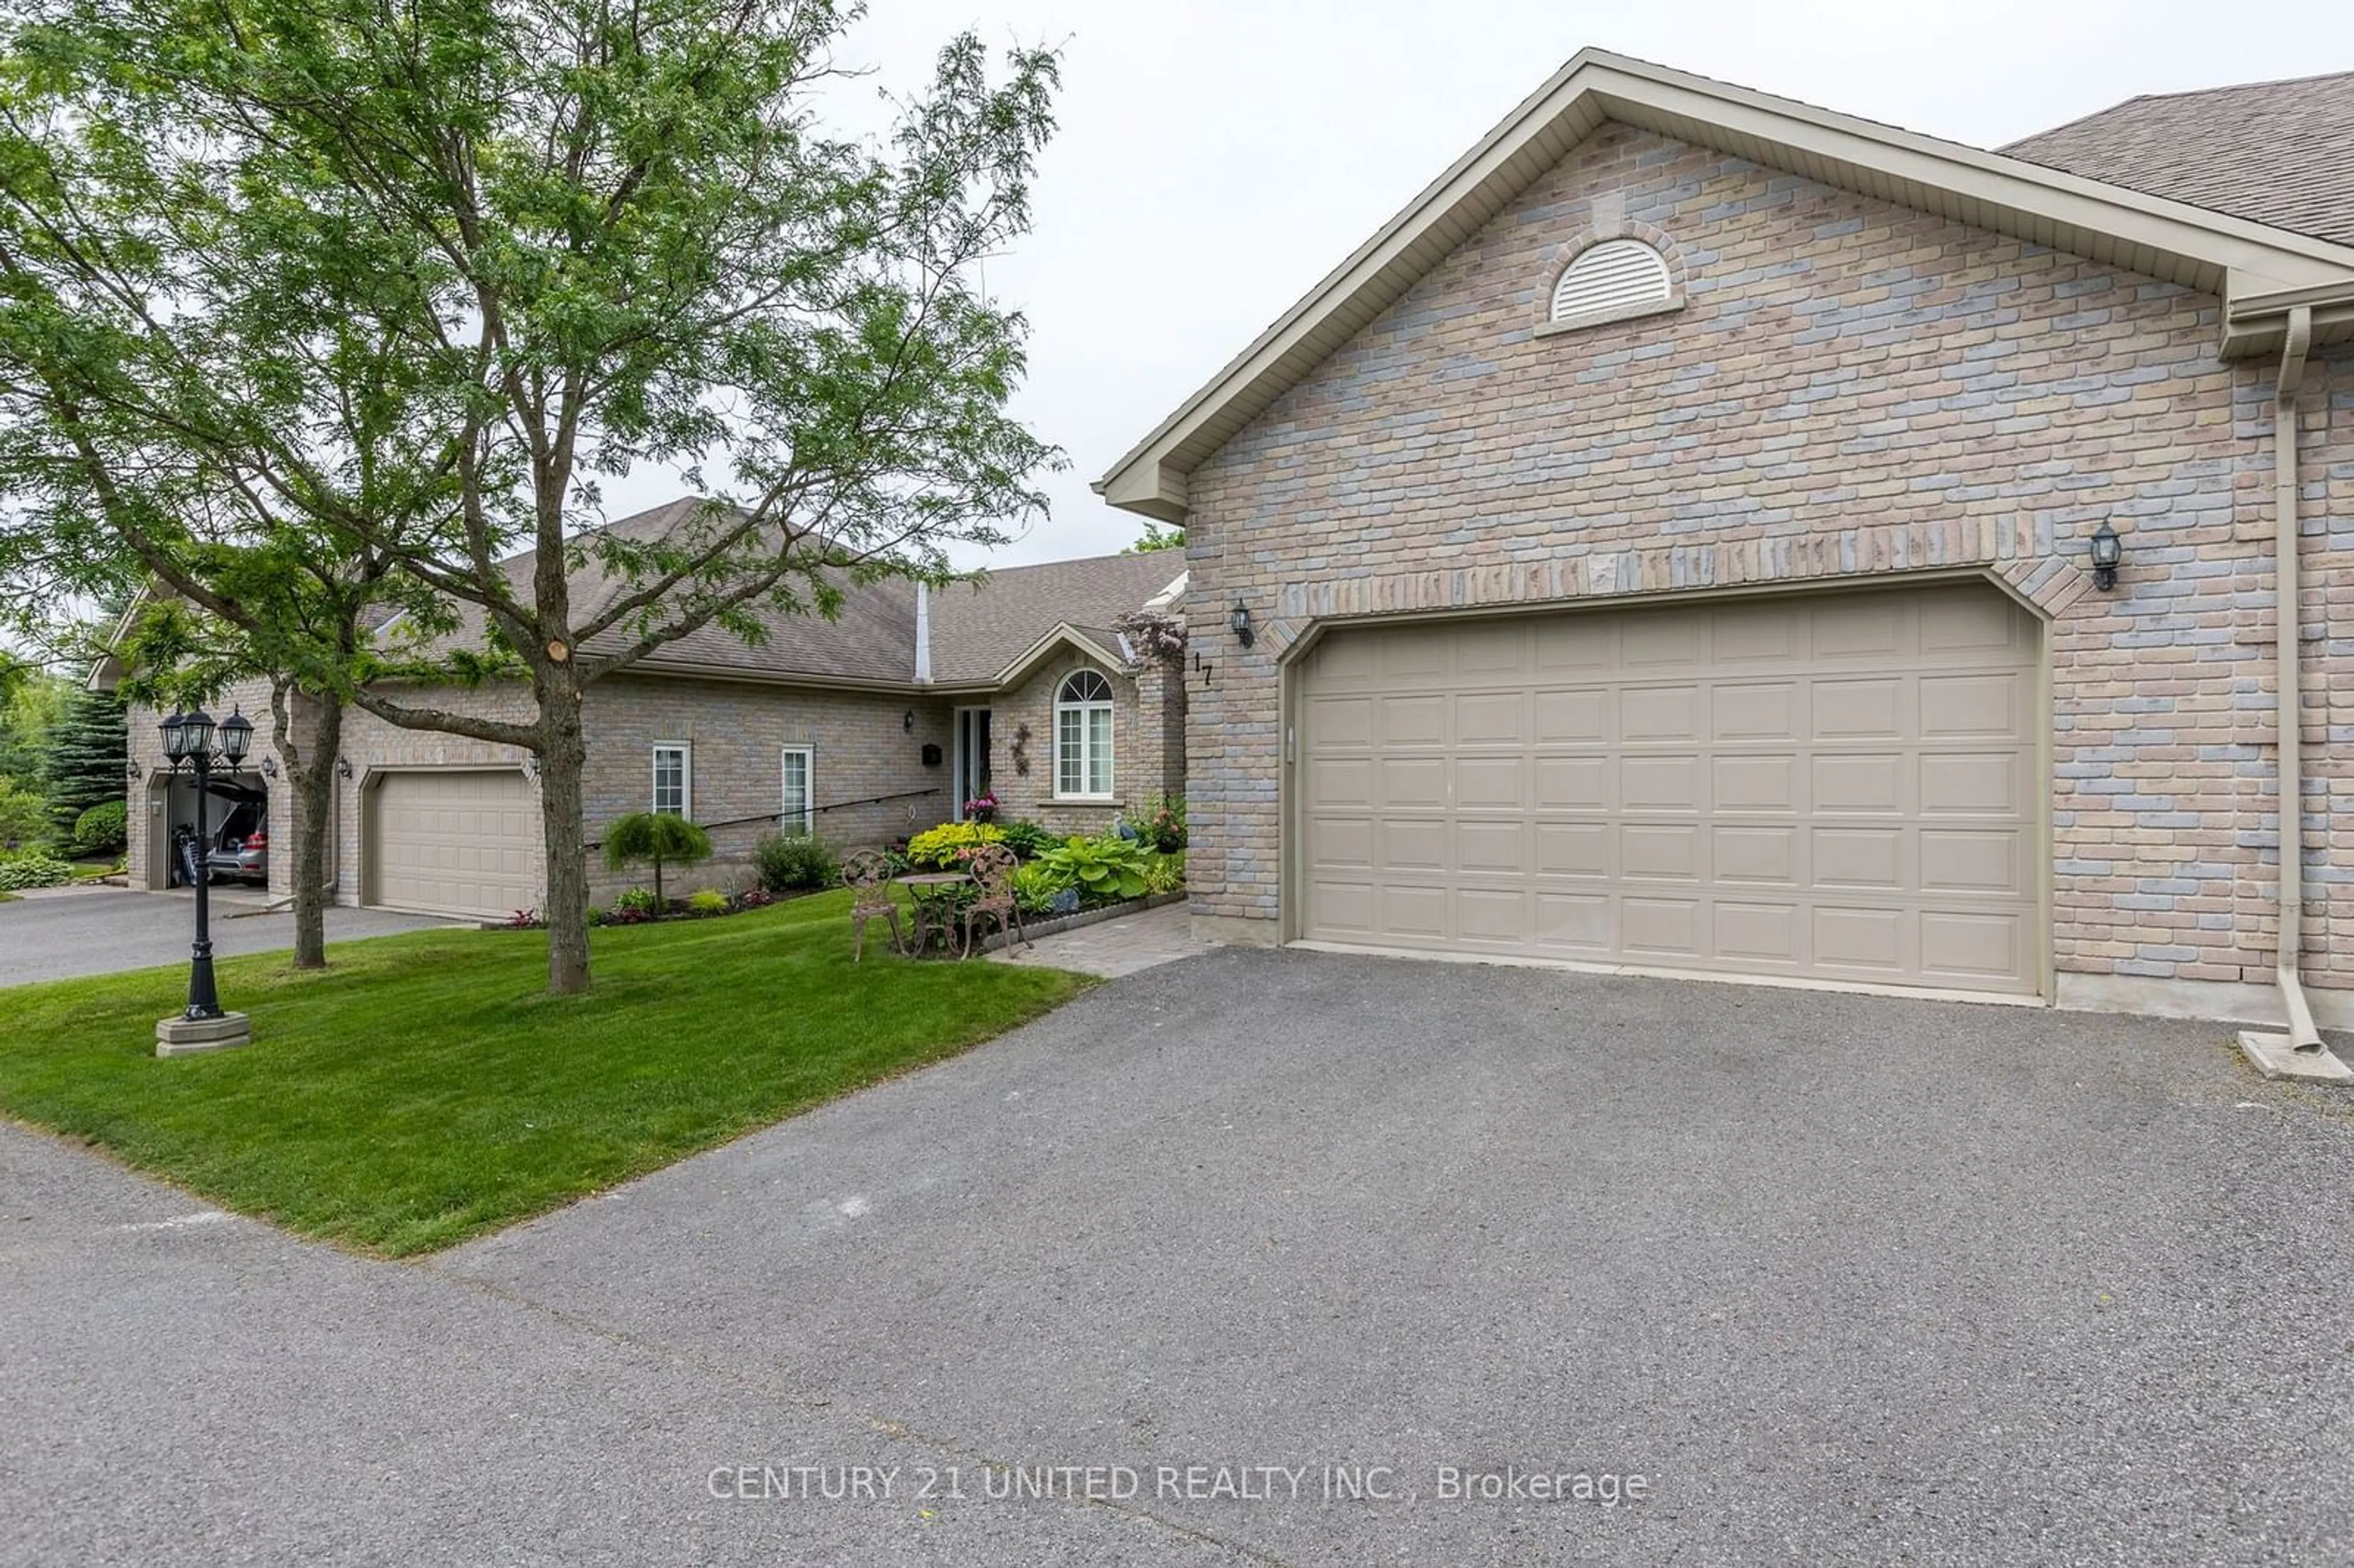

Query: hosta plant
[1035,834,1151,905]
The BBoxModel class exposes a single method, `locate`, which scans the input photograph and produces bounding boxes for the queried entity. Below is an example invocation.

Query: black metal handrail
[585,787,942,850]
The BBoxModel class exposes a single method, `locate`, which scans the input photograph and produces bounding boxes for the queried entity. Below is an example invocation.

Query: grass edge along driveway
[0,891,1091,1255]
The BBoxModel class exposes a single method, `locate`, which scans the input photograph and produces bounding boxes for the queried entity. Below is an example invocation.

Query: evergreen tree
[39,685,124,840]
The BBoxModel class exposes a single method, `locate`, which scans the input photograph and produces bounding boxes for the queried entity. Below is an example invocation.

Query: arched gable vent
[1549,238,1674,325]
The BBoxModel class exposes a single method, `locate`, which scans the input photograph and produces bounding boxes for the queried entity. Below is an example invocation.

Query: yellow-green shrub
[906,821,1006,869]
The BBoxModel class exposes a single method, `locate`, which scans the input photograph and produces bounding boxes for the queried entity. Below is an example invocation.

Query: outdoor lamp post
[153,705,256,1057]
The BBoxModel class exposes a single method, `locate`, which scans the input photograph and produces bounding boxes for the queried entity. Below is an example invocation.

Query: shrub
[997,818,1054,860]
[1035,834,1151,906]
[1126,794,1186,853]
[905,821,1005,869]
[614,886,665,917]
[601,812,713,904]
[71,799,128,858]
[752,831,839,892]
[1013,859,1070,917]
[687,888,729,914]
[1144,851,1185,896]
[0,851,75,891]
[0,777,49,851]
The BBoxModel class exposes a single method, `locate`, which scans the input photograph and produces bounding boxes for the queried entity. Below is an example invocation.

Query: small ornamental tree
[601,813,712,908]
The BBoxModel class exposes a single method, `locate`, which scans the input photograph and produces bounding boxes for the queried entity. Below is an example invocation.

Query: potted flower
[963,790,999,823]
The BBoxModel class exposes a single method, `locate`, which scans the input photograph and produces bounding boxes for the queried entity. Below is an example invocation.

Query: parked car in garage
[170,778,268,887]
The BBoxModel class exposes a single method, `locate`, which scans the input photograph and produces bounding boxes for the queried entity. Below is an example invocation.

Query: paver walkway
[987,899,1209,977]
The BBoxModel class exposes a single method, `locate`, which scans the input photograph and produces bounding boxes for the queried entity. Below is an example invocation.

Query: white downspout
[913,582,932,685]
[2268,306,2326,1055]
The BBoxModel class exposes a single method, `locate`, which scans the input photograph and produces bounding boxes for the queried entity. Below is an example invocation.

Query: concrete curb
[980,892,1186,954]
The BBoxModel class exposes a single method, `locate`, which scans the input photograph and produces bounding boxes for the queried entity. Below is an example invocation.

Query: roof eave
[1096,48,2354,518]
[991,624,1130,691]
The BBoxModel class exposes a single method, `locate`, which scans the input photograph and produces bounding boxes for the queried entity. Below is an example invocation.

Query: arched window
[1549,238,1674,326]
[1055,669,1114,799]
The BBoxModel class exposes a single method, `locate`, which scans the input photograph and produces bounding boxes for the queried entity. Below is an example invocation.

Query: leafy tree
[0,774,44,850]
[37,684,123,842]
[601,812,712,907]
[0,0,1063,994]
[1125,523,1186,554]
[0,664,66,785]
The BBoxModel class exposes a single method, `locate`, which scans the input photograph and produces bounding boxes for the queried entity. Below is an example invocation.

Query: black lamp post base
[154,1011,252,1058]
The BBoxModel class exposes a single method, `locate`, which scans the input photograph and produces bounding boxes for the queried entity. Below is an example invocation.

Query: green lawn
[0,891,1090,1255]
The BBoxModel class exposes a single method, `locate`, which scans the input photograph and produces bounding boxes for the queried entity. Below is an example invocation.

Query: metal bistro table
[894,871,973,957]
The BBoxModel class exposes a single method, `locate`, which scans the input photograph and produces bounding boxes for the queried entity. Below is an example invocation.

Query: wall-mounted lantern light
[261,755,280,779]
[126,759,142,781]
[2089,521,2122,592]
[336,756,354,780]
[902,709,916,733]
[1230,601,1255,649]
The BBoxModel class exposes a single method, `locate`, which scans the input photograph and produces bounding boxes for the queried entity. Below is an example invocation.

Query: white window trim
[1053,670,1116,803]
[780,745,815,836]
[652,742,691,818]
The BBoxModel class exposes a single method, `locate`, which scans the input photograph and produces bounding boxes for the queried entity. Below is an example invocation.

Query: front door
[953,708,992,819]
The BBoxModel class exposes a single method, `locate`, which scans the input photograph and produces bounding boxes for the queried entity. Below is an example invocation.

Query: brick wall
[582,676,953,899]
[1179,124,2352,997]
[988,649,1167,837]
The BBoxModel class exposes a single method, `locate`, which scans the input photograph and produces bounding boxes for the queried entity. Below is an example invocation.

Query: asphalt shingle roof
[2004,69,2354,248]
[388,498,1183,691]
[924,554,1184,685]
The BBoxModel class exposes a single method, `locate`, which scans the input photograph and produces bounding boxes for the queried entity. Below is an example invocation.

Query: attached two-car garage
[364,769,537,919]
[1296,582,2043,995]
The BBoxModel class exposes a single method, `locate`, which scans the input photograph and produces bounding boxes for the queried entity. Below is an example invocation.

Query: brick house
[1095,51,2354,1033]
[109,501,1187,915]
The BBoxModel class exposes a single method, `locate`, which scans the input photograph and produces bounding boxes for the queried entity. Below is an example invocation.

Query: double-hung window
[780,745,814,836]
[1054,670,1114,800]
[652,744,691,818]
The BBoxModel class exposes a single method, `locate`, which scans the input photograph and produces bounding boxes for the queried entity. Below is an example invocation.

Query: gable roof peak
[1096,50,2354,520]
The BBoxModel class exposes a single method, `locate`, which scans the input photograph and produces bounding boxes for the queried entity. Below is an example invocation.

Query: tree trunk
[268,680,343,970]
[287,695,341,969]
[536,663,593,994]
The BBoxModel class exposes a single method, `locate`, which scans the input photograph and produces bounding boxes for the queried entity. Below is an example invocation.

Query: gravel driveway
[7,947,2353,1565]
[0,886,455,986]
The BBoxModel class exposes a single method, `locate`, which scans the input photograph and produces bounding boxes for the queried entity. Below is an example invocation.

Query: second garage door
[1298,583,2041,994]
[366,769,537,918]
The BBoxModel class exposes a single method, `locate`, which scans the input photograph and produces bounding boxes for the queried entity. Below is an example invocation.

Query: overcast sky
[17,2,2352,667]
[599,0,2351,567]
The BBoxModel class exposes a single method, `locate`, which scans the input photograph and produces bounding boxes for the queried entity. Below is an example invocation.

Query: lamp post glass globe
[2089,522,2122,590]
[180,707,215,759]
[218,707,253,764]
[159,710,188,761]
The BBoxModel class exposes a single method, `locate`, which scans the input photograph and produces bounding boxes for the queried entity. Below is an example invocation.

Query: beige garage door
[367,770,536,918]
[1299,583,2041,994]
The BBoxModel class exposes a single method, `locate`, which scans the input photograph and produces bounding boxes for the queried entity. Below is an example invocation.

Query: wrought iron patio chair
[958,843,1027,960]
[842,849,904,961]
